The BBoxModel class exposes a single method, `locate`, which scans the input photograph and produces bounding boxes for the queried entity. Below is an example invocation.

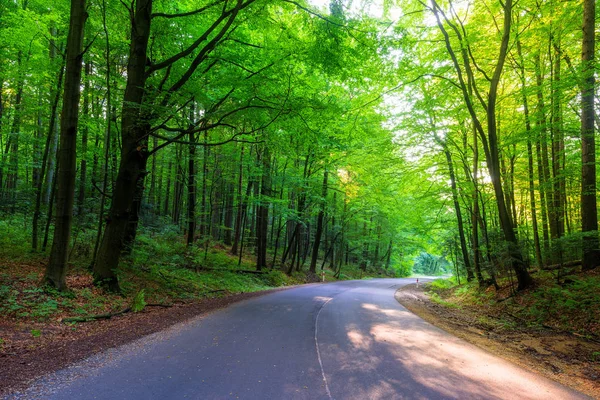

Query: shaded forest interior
[0,0,598,298]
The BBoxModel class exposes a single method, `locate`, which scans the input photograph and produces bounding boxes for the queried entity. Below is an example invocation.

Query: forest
[0,0,598,298]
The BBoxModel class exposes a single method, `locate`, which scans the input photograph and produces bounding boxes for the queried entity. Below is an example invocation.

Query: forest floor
[396,278,600,399]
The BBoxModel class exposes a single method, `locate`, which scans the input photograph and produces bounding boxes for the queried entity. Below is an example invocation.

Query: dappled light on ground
[318,281,585,400]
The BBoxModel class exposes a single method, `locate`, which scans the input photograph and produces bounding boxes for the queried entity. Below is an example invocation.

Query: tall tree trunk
[200,134,209,236]
[33,92,43,192]
[44,0,88,290]
[534,54,551,260]
[5,51,24,201]
[231,145,245,254]
[442,143,474,281]
[210,152,223,240]
[43,27,61,207]
[472,127,484,286]
[172,144,183,225]
[32,59,65,251]
[223,181,234,246]
[550,41,565,247]
[309,169,328,274]
[516,37,543,267]
[148,135,158,211]
[77,60,90,215]
[91,2,112,267]
[94,0,153,291]
[256,147,271,270]
[581,0,599,270]
[187,110,196,246]
[431,0,532,290]
[163,160,172,215]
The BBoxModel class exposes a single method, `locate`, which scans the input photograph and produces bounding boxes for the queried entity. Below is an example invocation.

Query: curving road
[11,279,589,399]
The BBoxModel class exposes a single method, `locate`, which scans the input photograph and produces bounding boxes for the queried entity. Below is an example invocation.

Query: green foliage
[429,278,456,290]
[428,292,460,309]
[527,277,600,327]
[0,219,33,259]
[30,329,41,338]
[412,252,452,276]
[131,290,146,313]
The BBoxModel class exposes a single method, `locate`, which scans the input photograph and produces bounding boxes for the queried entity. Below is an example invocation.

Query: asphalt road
[11,279,590,399]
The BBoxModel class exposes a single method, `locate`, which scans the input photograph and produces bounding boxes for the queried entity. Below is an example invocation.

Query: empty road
[10,279,589,399]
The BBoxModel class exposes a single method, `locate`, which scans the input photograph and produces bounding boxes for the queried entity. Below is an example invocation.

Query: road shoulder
[395,283,600,399]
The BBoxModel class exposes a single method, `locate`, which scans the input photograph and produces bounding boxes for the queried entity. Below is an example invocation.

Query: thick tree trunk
[581,0,599,270]
[44,0,87,290]
[94,0,153,291]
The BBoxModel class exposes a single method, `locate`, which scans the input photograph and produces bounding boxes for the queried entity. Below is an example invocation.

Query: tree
[428,0,533,290]
[580,0,599,270]
[43,0,88,290]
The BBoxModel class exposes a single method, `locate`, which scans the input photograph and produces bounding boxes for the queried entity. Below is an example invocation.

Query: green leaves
[131,289,147,313]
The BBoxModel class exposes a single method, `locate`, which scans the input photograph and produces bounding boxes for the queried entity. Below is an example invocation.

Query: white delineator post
[322,271,325,282]
[416,278,419,288]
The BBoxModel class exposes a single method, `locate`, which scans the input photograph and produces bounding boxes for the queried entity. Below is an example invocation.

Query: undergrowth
[422,271,600,337]
[0,222,391,327]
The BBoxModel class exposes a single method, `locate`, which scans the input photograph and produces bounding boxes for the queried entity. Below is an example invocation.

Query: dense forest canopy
[0,0,597,291]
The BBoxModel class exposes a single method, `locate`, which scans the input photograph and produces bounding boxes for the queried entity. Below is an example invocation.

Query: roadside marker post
[416,278,419,288]
[322,271,325,282]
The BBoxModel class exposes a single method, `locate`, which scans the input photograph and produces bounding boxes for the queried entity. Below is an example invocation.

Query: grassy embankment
[425,271,600,339]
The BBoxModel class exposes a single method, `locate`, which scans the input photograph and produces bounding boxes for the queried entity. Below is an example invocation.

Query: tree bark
[44,0,88,290]
[442,144,474,281]
[256,147,271,270]
[431,0,532,290]
[550,41,565,245]
[231,145,245,254]
[187,106,196,246]
[516,37,543,268]
[534,54,551,260]
[32,59,65,251]
[309,169,328,274]
[581,0,599,270]
[77,60,90,215]
[94,0,153,291]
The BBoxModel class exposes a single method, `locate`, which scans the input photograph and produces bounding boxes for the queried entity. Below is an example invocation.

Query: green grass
[428,292,460,308]
[429,278,457,290]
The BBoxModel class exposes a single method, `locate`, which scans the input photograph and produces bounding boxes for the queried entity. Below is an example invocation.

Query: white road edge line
[315,297,334,400]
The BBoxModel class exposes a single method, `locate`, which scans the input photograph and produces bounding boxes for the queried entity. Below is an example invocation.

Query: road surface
[10,279,589,399]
